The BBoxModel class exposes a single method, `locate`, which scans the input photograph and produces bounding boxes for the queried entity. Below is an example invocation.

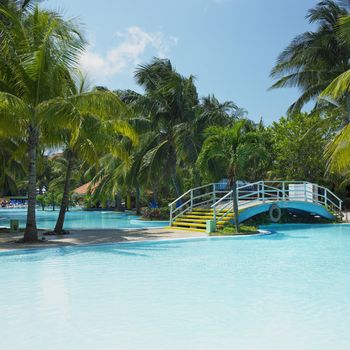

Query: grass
[211,224,259,236]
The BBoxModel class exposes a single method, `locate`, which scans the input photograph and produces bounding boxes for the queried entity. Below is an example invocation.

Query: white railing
[169,180,343,226]
[168,182,230,225]
[212,180,343,226]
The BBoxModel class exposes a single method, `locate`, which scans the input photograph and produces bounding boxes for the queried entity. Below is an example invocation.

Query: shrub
[214,224,258,235]
[142,207,169,220]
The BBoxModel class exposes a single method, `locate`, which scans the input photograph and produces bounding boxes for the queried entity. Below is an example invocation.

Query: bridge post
[261,181,265,203]
[212,183,216,205]
[170,205,173,226]
[190,189,193,210]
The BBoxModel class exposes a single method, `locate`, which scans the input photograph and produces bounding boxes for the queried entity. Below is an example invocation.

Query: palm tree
[0,0,34,9]
[134,58,244,198]
[196,119,268,232]
[0,5,85,241]
[0,0,37,18]
[270,0,350,117]
[314,9,350,175]
[134,58,199,197]
[198,95,240,125]
[42,80,137,234]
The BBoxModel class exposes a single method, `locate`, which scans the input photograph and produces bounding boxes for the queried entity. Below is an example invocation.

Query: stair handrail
[210,189,233,208]
[211,181,264,224]
[169,182,230,225]
[211,190,233,223]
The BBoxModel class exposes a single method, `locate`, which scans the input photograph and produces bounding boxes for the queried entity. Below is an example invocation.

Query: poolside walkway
[0,228,208,251]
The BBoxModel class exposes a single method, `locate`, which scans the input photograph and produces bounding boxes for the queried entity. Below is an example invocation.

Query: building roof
[73,181,98,195]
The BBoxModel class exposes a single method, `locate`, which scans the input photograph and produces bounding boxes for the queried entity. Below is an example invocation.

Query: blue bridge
[169,181,343,232]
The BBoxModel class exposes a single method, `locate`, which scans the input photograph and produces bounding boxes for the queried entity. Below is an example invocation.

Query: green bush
[142,207,169,220]
[214,224,258,235]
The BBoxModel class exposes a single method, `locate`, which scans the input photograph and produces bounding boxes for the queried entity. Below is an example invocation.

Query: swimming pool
[0,208,167,230]
[0,224,349,350]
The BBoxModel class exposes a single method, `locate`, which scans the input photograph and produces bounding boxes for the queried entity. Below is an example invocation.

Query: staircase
[172,208,234,231]
[168,182,231,232]
[168,181,343,233]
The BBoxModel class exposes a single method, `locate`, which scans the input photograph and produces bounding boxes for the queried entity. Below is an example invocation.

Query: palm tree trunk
[152,183,158,206]
[53,151,74,234]
[171,173,182,198]
[135,185,141,215]
[116,191,123,211]
[126,193,131,210]
[170,152,182,197]
[24,126,38,242]
[231,176,240,233]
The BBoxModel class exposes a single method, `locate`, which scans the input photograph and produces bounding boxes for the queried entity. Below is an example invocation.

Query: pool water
[0,208,167,230]
[1,224,350,350]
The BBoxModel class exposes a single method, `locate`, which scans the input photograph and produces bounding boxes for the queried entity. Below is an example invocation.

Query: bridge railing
[253,181,343,213]
[212,181,343,226]
[169,180,343,227]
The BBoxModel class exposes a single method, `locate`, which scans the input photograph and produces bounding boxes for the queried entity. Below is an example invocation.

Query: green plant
[142,207,169,220]
[196,119,269,232]
[214,224,258,236]
[36,194,47,211]
[270,0,350,115]
[0,5,85,241]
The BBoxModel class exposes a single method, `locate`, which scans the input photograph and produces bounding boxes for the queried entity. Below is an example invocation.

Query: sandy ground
[0,228,208,251]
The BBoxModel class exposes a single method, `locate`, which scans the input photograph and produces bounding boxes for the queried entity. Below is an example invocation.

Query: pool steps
[171,208,234,232]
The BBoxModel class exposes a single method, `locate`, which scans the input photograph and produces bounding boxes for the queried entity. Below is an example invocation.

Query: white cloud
[79,26,178,83]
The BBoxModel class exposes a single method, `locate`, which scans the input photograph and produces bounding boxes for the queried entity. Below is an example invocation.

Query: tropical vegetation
[1,0,350,239]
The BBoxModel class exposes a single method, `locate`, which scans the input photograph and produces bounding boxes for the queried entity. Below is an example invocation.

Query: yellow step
[167,226,205,233]
[188,210,234,215]
[173,225,224,230]
[183,215,234,220]
[175,218,229,225]
[172,222,226,229]
[184,214,214,219]
[192,209,233,213]
[173,222,207,228]
[176,218,208,223]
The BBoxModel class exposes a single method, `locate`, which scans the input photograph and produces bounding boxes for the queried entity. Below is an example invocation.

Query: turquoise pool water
[0,208,167,230]
[1,224,350,350]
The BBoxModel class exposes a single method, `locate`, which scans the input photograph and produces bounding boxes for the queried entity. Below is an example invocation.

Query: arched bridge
[168,181,343,232]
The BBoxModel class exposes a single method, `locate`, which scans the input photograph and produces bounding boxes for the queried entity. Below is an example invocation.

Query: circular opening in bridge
[269,204,282,223]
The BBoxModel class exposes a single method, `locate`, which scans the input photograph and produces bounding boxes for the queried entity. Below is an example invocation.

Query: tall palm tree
[0,5,85,241]
[0,0,36,17]
[270,0,350,117]
[134,58,200,197]
[314,9,350,175]
[41,77,137,234]
[0,0,34,9]
[91,62,245,207]
[198,95,240,125]
[321,13,350,106]
[196,119,268,232]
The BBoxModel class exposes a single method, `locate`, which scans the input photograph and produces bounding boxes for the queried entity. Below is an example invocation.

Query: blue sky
[45,0,318,123]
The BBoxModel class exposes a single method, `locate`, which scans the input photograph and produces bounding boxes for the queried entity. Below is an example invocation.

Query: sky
[44,0,319,124]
